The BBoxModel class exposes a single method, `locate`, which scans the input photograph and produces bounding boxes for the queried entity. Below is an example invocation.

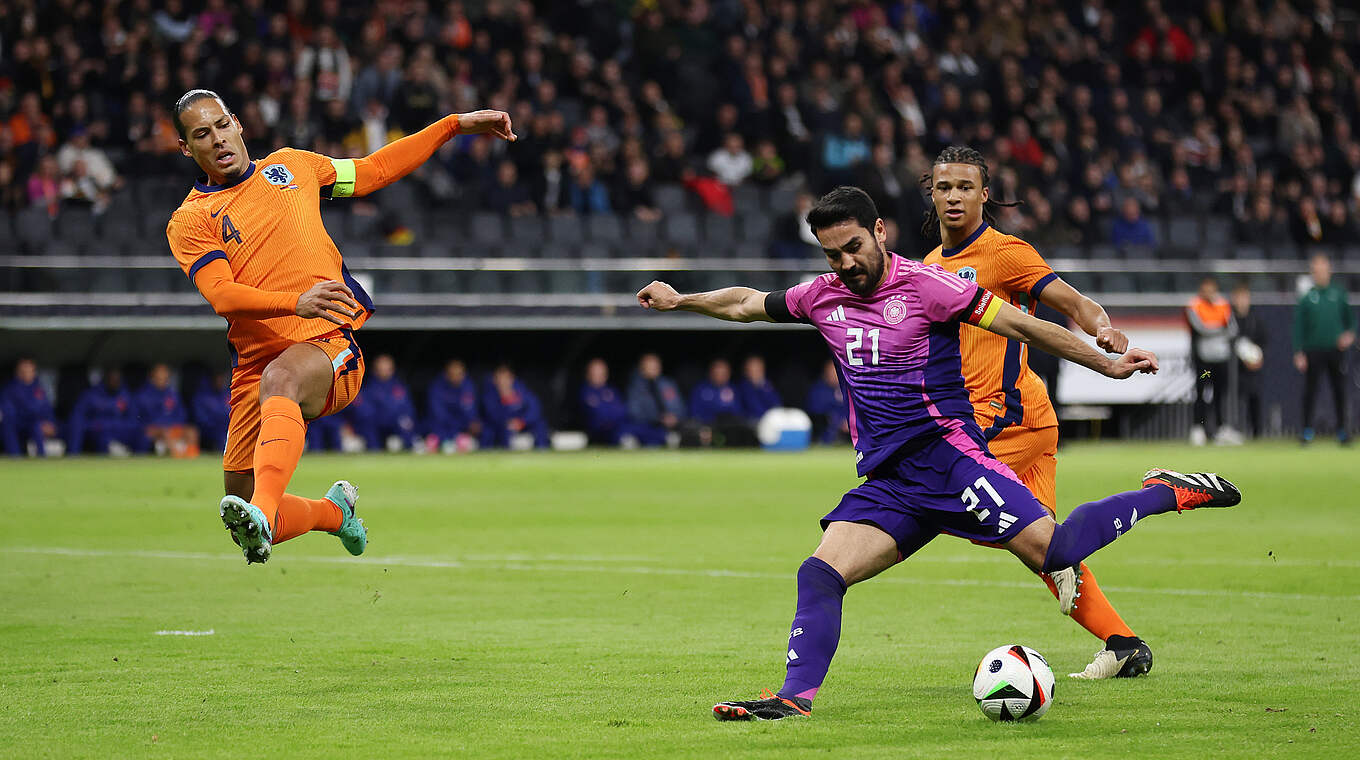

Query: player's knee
[258,363,301,402]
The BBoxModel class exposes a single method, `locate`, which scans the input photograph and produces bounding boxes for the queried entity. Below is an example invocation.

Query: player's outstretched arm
[982,299,1158,379]
[341,110,515,197]
[1036,278,1129,353]
[636,281,773,323]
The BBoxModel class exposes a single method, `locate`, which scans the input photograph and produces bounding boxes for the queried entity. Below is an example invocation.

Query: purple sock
[777,556,846,703]
[1042,485,1177,573]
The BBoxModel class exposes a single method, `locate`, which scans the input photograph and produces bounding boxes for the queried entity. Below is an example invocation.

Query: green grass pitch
[1,442,1356,758]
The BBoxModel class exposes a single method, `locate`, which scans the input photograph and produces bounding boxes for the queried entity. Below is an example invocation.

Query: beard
[838,242,887,297]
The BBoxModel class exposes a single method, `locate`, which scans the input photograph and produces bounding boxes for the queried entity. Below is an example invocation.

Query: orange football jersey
[166,149,373,367]
[922,223,1059,434]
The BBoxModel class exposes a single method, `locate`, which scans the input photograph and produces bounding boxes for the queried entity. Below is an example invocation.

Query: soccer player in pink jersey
[636,187,1242,721]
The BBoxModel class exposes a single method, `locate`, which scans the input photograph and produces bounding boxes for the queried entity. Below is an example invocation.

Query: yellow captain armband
[964,290,1003,329]
[329,158,357,198]
[977,294,1003,329]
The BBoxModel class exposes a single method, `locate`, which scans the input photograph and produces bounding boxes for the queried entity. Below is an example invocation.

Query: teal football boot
[324,480,367,556]
[220,496,273,565]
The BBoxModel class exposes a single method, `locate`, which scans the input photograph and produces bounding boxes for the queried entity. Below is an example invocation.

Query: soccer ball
[972,645,1055,722]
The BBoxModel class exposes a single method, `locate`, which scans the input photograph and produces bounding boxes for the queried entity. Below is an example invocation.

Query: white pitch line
[4,546,1357,603]
[154,629,214,636]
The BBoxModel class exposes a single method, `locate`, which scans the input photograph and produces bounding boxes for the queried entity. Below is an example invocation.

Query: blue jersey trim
[340,263,376,315]
[194,162,257,193]
[983,337,1025,440]
[940,222,989,257]
[186,250,228,281]
[1030,272,1059,304]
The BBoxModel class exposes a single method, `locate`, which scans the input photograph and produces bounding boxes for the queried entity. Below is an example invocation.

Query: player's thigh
[303,329,366,419]
[1003,514,1057,573]
[812,520,902,586]
[259,342,338,418]
[821,477,938,574]
[992,426,1058,515]
[922,431,1050,547]
[224,364,264,473]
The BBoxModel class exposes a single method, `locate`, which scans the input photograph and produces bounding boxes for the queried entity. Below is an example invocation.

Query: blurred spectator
[1110,197,1157,247]
[1186,278,1238,446]
[484,160,536,217]
[68,369,144,455]
[806,360,848,444]
[613,158,662,222]
[578,358,634,446]
[2,359,58,457]
[1231,283,1268,439]
[690,359,742,424]
[427,359,482,451]
[481,364,549,449]
[566,160,610,215]
[737,356,781,420]
[135,363,198,456]
[307,414,346,453]
[707,133,753,186]
[1294,254,1355,444]
[626,353,684,446]
[27,155,61,218]
[1236,195,1288,244]
[1322,202,1358,245]
[770,190,820,259]
[821,113,870,186]
[296,26,353,105]
[191,373,230,454]
[1291,196,1325,245]
[56,129,120,208]
[750,140,786,186]
[350,354,417,451]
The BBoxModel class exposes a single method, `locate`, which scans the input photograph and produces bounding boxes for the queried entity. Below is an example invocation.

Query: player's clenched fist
[457,110,517,141]
[1105,347,1159,379]
[296,280,361,325]
[1096,325,1129,354]
[637,281,683,311]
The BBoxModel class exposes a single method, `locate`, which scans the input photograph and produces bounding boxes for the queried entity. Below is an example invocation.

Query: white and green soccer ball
[972,644,1055,722]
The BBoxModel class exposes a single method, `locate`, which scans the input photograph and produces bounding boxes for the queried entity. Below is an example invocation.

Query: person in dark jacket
[1294,254,1356,443]
[1231,283,1268,438]
[690,359,742,424]
[349,354,417,450]
[805,359,848,444]
[134,363,198,455]
[192,373,231,454]
[68,368,145,454]
[737,355,781,420]
[625,353,684,447]
[427,359,482,451]
[481,363,550,449]
[1,358,58,456]
[579,358,635,445]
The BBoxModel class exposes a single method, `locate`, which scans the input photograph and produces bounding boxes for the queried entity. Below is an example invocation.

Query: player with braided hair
[921,145,1153,679]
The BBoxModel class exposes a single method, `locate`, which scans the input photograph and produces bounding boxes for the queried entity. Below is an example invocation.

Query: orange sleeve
[996,239,1059,304]
[167,210,299,320]
[192,258,300,320]
[323,115,461,199]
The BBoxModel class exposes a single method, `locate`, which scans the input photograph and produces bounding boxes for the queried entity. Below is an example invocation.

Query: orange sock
[1042,562,1136,641]
[251,396,307,532]
[273,494,343,543]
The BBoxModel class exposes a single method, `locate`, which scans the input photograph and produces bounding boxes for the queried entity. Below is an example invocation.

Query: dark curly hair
[919,145,1021,240]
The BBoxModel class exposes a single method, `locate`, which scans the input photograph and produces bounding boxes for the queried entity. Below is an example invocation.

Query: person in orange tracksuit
[166,89,516,565]
[920,145,1151,680]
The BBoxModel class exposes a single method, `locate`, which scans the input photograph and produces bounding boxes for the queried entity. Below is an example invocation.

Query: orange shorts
[223,328,365,472]
[986,424,1058,514]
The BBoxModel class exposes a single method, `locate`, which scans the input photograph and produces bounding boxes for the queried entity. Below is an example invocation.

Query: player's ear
[178,139,192,158]
[980,185,989,205]
[233,114,244,135]
[874,217,886,246]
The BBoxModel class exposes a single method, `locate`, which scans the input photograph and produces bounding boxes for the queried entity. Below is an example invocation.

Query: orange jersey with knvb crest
[166,148,374,367]
[922,223,1060,435]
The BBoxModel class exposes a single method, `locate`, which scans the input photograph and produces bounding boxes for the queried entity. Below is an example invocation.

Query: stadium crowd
[1,353,851,457]
[1,0,1359,257]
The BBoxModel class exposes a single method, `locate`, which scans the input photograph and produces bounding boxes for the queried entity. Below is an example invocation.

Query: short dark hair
[806,186,880,235]
[172,89,228,139]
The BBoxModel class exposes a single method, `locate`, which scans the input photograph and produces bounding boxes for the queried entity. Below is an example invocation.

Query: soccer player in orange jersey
[166,89,515,565]
[920,146,1150,679]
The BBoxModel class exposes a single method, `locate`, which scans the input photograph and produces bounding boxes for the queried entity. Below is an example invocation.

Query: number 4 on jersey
[221,214,243,245]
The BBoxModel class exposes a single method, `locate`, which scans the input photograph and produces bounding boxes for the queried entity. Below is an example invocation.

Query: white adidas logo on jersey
[825,305,847,323]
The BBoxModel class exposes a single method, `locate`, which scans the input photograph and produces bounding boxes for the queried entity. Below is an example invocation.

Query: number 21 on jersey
[845,327,880,366]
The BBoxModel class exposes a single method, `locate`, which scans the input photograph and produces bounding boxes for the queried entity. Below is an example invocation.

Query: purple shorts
[822,422,1048,559]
